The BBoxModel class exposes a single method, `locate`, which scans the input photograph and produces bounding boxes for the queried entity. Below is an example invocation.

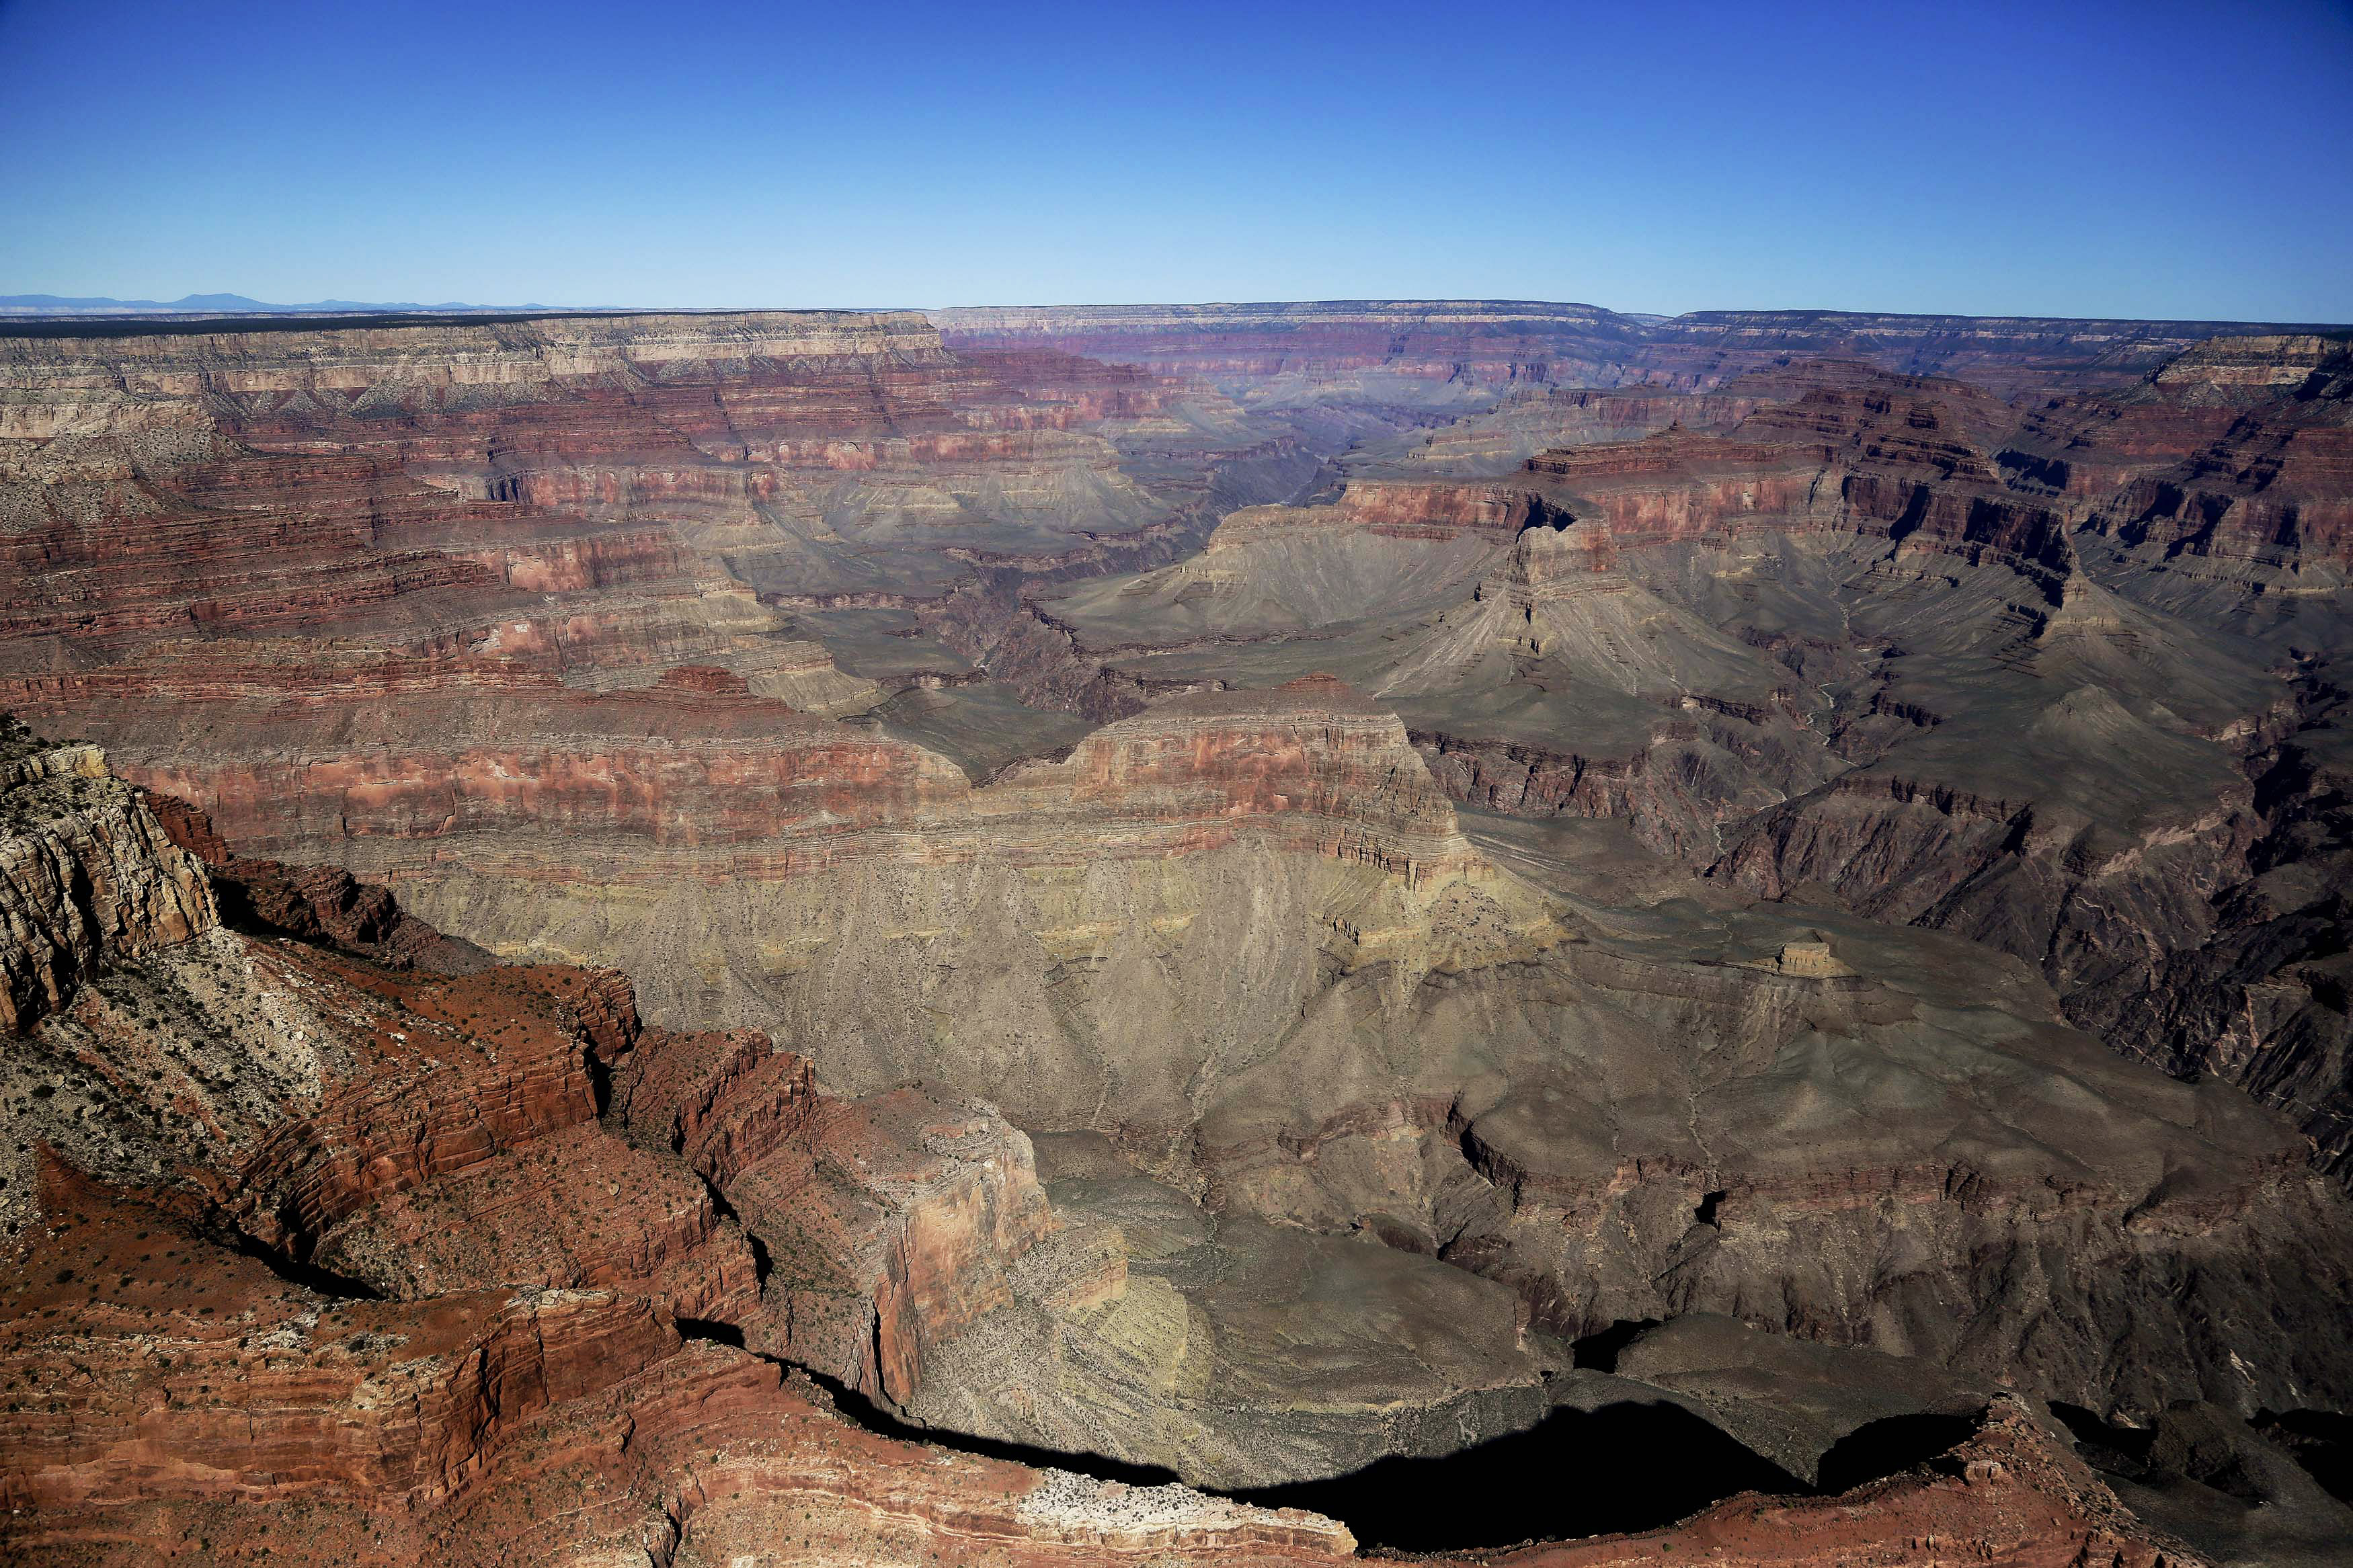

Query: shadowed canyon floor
[4,301,2352,1564]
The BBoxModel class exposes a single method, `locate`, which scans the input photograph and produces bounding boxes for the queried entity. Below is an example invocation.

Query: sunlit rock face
[1013,339,2353,1194]
[3,736,2321,1565]
[0,731,1375,1561]
[3,300,2352,1563]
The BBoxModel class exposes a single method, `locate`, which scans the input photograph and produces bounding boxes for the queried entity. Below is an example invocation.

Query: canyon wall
[5,300,2352,1561]
[936,300,2345,397]
[0,725,1372,1561]
[1010,341,2353,1194]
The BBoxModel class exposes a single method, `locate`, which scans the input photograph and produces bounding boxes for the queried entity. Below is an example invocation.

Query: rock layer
[0,728,1369,1563]
[4,302,2352,1562]
[0,718,213,1032]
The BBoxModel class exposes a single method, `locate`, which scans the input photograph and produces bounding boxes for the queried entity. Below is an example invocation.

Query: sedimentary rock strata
[936,300,2338,399]
[1004,340,2353,1197]
[0,729,1375,1562]
[5,300,2351,1562]
[0,719,213,1032]
[0,735,2253,1565]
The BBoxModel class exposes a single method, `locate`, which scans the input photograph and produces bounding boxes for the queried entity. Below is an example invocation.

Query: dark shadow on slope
[1569,1316,1659,1372]
[2050,1400,2157,1481]
[1226,1400,1808,1551]
[1814,1411,1978,1493]
[2256,1409,2353,1505]
[674,1317,747,1348]
[669,1319,1185,1487]
[667,1321,1990,1553]
[227,1230,382,1300]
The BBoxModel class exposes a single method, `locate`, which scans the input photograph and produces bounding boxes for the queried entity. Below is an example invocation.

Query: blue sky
[3,0,2348,319]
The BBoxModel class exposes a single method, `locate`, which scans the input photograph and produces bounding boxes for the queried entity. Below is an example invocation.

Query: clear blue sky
[3,0,2348,320]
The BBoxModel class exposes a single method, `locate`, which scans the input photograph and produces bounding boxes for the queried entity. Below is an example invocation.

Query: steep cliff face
[0,1202,1362,1565]
[0,726,1377,1561]
[64,675,1557,1136]
[2091,336,2353,596]
[1647,308,2334,397]
[0,309,1224,653]
[934,300,1663,402]
[1989,334,2353,594]
[602,1011,1060,1403]
[3,766,759,1326]
[0,719,214,1032]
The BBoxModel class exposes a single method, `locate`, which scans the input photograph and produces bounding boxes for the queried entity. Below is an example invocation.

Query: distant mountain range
[0,292,543,316]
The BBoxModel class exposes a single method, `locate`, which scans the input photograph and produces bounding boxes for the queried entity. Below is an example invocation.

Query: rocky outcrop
[602,1011,1058,1402]
[1222,477,1573,542]
[1414,708,1837,864]
[0,718,212,1031]
[145,789,481,971]
[0,1179,1358,1565]
[0,729,1372,1562]
[1489,1396,2195,1568]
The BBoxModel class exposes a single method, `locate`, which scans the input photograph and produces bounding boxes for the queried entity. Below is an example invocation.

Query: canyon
[4,300,2351,1565]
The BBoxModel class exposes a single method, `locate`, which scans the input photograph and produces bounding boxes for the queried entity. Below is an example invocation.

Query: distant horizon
[3,0,2347,323]
[4,290,2350,331]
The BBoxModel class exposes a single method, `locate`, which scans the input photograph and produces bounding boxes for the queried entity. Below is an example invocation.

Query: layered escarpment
[3,304,2352,1561]
[0,733,2319,1563]
[1993,333,2353,585]
[42,671,2344,1436]
[0,726,1369,1563]
[1036,356,2089,671]
[31,673,1559,1134]
[936,300,2337,399]
[0,310,1362,983]
[0,310,1207,626]
[934,300,1661,400]
[7,723,2238,1565]
[1341,359,1899,479]
[1004,347,2353,1196]
[0,306,1302,765]
[1647,308,2338,397]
